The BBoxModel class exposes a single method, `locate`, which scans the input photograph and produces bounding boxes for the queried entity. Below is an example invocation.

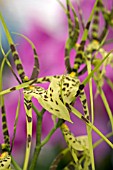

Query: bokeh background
[0,0,113,169]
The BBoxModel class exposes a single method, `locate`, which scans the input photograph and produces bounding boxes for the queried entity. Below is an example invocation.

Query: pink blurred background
[0,0,113,169]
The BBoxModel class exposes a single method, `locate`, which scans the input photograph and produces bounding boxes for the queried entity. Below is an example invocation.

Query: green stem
[98,86,113,131]
[104,38,113,45]
[41,125,57,147]
[32,104,41,117]
[36,109,45,145]
[70,105,113,148]
[29,108,45,170]
[11,156,22,170]
[86,57,94,124]
[86,55,95,170]
[29,119,63,170]
[93,132,113,149]
[82,49,113,86]
[29,145,41,170]
[29,125,58,170]
[104,75,113,90]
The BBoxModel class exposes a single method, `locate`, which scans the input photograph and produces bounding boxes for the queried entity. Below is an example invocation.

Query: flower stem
[29,118,64,170]
[29,108,44,170]
[11,156,22,170]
